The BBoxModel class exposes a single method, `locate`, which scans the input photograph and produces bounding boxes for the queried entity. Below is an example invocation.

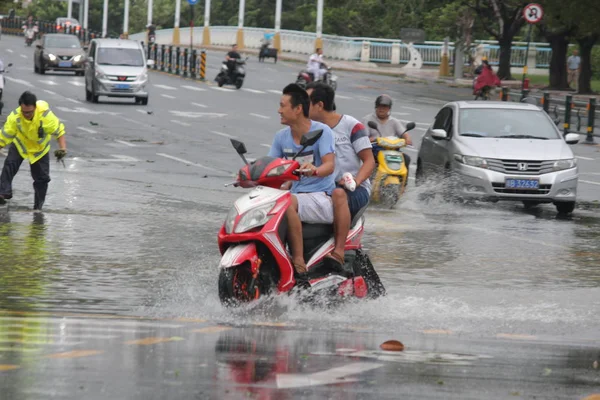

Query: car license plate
[505,178,539,189]
[58,61,72,68]
[115,83,130,89]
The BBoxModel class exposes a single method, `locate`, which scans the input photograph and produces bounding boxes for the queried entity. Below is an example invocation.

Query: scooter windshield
[248,157,276,181]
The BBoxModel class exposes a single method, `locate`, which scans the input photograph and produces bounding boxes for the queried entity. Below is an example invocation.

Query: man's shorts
[346,185,370,217]
[296,192,334,224]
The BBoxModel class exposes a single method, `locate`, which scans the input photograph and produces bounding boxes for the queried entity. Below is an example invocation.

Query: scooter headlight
[234,201,276,234]
[224,206,238,234]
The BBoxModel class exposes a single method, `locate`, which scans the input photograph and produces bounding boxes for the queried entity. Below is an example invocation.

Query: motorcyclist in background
[307,48,328,82]
[363,94,413,177]
[224,44,241,80]
[473,58,501,99]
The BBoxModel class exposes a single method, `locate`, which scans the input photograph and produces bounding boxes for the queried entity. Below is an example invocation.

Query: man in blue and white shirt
[306,82,375,269]
[268,83,336,274]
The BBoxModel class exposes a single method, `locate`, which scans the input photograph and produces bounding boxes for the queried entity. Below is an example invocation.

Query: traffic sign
[188,0,198,4]
[523,3,543,24]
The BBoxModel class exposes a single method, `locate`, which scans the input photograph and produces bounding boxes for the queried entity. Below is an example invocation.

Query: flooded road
[0,33,599,398]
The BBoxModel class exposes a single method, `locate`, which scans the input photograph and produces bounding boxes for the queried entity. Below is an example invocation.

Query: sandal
[293,260,307,274]
[324,251,345,269]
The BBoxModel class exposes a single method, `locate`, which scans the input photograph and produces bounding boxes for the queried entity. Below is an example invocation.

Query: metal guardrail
[0,17,101,43]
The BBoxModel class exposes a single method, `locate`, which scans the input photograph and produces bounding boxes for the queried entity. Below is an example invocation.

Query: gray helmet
[375,94,393,108]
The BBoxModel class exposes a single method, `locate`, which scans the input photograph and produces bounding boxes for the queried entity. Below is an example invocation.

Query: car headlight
[138,72,148,81]
[95,70,107,80]
[553,158,577,171]
[454,154,488,169]
[224,206,238,234]
[48,54,56,61]
[234,201,276,234]
[73,55,82,62]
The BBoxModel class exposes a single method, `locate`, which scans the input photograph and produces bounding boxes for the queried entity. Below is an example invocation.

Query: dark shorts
[346,185,370,216]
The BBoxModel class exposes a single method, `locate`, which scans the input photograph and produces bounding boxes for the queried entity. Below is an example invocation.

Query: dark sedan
[34,33,86,75]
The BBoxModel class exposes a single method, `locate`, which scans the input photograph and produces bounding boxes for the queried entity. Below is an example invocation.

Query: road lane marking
[497,333,537,340]
[210,130,235,138]
[170,119,191,127]
[74,155,139,163]
[169,110,226,118]
[580,180,600,186]
[125,337,184,345]
[156,153,221,172]
[5,76,33,87]
[161,94,176,99]
[268,89,282,94]
[69,81,85,87]
[182,84,206,91]
[210,86,234,92]
[422,329,453,335]
[43,89,57,95]
[115,140,137,147]
[192,102,208,108]
[577,156,595,161]
[45,350,103,359]
[40,80,58,86]
[66,98,82,104]
[249,113,271,119]
[0,365,19,371]
[20,54,27,59]
[261,143,271,148]
[335,94,352,100]
[154,84,177,90]
[6,49,13,53]
[77,126,97,134]
[401,106,421,111]
[242,88,265,94]
[276,362,384,389]
[190,326,232,333]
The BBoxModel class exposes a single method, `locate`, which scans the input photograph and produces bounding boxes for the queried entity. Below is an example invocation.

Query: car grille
[107,76,136,82]
[58,55,73,61]
[486,159,555,175]
[492,182,552,195]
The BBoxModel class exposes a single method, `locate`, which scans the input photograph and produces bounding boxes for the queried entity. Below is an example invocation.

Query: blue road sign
[188,0,198,4]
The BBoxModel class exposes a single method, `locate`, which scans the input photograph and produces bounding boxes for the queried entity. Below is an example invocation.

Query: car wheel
[91,86,99,103]
[555,201,575,214]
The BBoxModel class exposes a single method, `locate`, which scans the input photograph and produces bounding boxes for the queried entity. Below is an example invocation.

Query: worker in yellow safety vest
[0,91,67,212]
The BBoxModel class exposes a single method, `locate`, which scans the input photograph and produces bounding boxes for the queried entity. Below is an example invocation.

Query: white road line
[415,127,427,131]
[242,88,265,94]
[261,143,271,148]
[161,94,176,99]
[249,113,271,119]
[156,153,221,172]
[5,76,33,87]
[210,130,235,138]
[210,86,234,92]
[77,126,97,134]
[43,89,57,95]
[335,94,352,100]
[276,362,384,389]
[115,140,137,147]
[66,98,82,104]
[182,85,206,91]
[154,84,177,90]
[40,80,59,86]
[576,156,595,161]
[20,54,27,59]
[401,106,421,111]
[580,180,600,186]
[6,49,13,53]
[268,89,282,94]
[69,81,85,87]
[192,102,208,108]
[170,120,191,127]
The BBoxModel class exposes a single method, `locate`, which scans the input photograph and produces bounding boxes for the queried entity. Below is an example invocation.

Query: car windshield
[97,48,144,66]
[45,36,81,48]
[459,108,560,140]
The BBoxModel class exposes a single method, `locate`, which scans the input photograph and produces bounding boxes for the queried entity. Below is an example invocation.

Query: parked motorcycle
[215,57,248,89]
[0,63,12,115]
[368,121,416,208]
[295,66,338,91]
[217,131,386,307]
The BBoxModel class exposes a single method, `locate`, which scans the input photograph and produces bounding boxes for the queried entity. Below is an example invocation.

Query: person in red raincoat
[474,60,501,98]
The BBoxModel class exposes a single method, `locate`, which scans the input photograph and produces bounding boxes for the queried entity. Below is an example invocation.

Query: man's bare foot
[292,258,307,273]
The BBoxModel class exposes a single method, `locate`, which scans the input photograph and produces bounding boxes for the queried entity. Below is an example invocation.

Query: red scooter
[217,130,385,307]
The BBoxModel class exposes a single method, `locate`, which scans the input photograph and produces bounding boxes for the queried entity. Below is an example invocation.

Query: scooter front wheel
[218,262,261,307]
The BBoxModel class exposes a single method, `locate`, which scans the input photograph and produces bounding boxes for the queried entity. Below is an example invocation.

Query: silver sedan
[415,101,580,214]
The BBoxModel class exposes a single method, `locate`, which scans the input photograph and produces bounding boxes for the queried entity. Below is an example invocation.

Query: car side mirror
[301,129,323,147]
[147,59,155,67]
[431,128,448,140]
[564,133,580,145]
[404,122,416,132]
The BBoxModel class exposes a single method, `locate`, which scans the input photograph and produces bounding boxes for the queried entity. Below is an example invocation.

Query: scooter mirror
[230,139,247,155]
[367,121,379,131]
[301,129,323,147]
[405,122,416,132]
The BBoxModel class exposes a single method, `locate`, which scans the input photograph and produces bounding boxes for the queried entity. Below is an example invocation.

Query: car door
[429,106,455,171]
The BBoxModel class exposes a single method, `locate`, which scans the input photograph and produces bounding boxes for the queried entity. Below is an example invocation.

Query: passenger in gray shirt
[363,94,413,175]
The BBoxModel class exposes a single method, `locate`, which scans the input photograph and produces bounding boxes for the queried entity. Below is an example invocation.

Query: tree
[469,0,528,80]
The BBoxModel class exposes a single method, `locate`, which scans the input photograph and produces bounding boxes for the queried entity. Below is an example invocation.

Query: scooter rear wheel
[356,251,386,299]
[218,262,261,307]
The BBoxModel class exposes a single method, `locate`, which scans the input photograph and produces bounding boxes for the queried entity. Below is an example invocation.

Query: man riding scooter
[307,48,328,83]
[363,95,413,177]
[224,44,241,81]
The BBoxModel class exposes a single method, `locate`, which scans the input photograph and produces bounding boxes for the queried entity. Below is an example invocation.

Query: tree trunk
[497,37,513,80]
[577,34,599,94]
[545,33,571,90]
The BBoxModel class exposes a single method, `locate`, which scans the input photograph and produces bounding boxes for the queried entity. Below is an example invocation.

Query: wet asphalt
[0,35,599,399]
